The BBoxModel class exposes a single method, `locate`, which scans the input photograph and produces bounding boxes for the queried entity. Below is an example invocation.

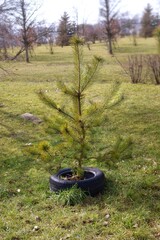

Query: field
[0,37,160,240]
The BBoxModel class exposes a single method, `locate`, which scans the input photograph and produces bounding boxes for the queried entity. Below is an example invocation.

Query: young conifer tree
[38,36,105,177]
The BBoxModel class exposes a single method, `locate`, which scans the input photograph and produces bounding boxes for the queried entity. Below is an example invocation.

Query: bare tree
[0,19,15,59]
[35,22,56,55]
[0,0,15,14]
[47,29,55,54]
[0,1,17,60]
[100,0,120,55]
[12,0,41,63]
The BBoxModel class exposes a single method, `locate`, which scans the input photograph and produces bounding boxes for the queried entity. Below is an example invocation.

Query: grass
[0,37,160,240]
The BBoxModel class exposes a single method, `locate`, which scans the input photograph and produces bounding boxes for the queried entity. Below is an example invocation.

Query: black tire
[49,167,105,196]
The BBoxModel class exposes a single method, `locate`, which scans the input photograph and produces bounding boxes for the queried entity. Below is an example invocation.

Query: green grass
[0,37,160,240]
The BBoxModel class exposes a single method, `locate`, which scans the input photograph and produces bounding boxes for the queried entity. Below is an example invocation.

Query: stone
[0,103,5,107]
[21,113,42,124]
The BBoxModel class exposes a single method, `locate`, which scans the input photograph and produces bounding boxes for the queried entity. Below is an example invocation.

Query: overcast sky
[39,0,159,24]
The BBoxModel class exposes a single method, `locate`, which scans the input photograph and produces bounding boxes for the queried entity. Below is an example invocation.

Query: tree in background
[119,13,139,35]
[0,19,15,59]
[78,24,97,44]
[77,22,104,45]
[153,27,160,53]
[46,24,56,54]
[0,1,57,61]
[94,22,105,42]
[0,0,15,14]
[100,0,120,55]
[36,22,56,54]
[13,0,40,62]
[0,0,16,59]
[140,4,156,38]
[56,12,75,47]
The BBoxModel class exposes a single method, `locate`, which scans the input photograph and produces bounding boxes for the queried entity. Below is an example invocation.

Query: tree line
[0,0,159,62]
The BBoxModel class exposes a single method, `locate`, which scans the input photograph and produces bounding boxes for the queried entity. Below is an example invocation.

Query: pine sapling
[38,36,104,178]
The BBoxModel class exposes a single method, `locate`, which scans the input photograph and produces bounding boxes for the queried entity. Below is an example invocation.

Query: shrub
[116,55,146,84]
[146,54,160,85]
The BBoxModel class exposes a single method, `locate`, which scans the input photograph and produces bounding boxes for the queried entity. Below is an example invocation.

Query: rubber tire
[49,167,105,196]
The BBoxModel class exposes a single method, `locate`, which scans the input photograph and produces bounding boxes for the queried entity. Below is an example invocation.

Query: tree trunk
[25,45,30,63]
[108,37,113,55]
[3,42,8,60]
[10,47,25,60]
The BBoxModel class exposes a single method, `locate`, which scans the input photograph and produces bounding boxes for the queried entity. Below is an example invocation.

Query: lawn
[0,37,160,240]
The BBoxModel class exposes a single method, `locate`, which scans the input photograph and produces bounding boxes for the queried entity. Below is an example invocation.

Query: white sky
[39,0,159,24]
